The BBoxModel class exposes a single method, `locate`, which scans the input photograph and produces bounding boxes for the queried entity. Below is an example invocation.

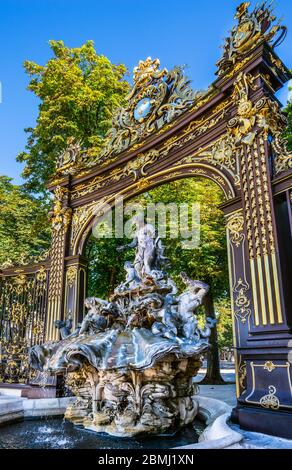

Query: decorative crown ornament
[133,57,164,85]
[216,1,287,77]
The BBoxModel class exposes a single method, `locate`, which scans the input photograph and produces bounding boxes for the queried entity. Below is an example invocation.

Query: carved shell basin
[30,327,209,374]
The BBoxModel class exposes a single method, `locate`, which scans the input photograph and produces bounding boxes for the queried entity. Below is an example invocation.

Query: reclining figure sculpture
[30,218,213,437]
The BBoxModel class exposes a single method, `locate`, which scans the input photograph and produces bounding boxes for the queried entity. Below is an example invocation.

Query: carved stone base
[64,355,201,437]
[82,396,198,437]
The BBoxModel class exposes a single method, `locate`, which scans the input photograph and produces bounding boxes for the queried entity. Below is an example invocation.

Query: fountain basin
[0,395,243,449]
[0,416,204,449]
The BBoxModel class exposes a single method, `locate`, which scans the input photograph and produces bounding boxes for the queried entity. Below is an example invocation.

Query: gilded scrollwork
[124,151,160,181]
[0,337,29,383]
[56,138,84,176]
[272,132,292,175]
[234,278,251,325]
[217,2,286,77]
[269,52,287,76]
[98,58,207,161]
[11,301,27,326]
[181,136,238,178]
[66,266,78,289]
[238,360,247,392]
[68,98,231,202]
[260,385,280,410]
[226,214,245,247]
[0,271,47,383]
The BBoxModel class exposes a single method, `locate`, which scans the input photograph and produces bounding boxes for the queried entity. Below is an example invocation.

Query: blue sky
[0,0,291,183]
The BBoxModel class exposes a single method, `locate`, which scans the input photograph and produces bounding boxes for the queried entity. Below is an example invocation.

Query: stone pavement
[197,362,292,449]
[194,361,237,407]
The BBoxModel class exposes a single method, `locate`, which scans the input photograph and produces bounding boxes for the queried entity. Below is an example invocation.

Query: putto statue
[30,220,213,437]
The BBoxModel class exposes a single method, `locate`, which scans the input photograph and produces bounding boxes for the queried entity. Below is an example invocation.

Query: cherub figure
[176,273,210,340]
[79,298,119,335]
[122,261,140,290]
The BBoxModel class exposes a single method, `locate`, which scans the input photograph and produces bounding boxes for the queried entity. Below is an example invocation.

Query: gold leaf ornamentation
[260,385,280,410]
[217,2,286,77]
[227,214,244,247]
[98,58,207,160]
[264,361,276,373]
[66,266,78,289]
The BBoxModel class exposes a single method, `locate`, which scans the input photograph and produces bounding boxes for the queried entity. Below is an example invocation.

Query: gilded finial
[133,57,161,84]
[235,2,251,21]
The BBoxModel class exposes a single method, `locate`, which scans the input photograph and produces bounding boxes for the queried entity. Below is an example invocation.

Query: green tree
[86,178,228,300]
[17,40,129,193]
[0,176,51,266]
[137,179,228,298]
[216,299,233,351]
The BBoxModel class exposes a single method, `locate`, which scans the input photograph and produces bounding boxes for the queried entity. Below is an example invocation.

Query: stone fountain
[30,218,214,437]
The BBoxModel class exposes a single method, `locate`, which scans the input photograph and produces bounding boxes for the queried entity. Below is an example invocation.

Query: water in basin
[0,417,204,449]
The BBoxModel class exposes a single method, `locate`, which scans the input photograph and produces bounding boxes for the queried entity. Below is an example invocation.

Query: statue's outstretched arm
[117,237,138,252]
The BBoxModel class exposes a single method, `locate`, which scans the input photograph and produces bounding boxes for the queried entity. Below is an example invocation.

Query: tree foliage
[139,179,229,299]
[17,40,129,193]
[0,176,51,266]
[216,299,233,350]
[86,178,229,304]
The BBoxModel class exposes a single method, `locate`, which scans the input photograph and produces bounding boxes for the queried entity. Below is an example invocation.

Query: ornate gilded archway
[1,2,292,438]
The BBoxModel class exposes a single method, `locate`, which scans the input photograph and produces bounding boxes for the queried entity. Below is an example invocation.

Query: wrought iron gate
[0,265,49,383]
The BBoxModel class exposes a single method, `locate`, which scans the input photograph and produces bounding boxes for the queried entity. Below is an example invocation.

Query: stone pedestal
[64,355,201,437]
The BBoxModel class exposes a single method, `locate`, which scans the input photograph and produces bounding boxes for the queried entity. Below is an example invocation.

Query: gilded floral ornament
[98,58,207,161]
[217,1,286,77]
[228,72,258,144]
[234,278,251,325]
[56,138,84,176]
[66,266,78,288]
[264,361,276,373]
[199,136,236,171]
[260,385,280,410]
[227,214,244,247]
[124,151,160,181]
[254,97,292,175]
[50,186,72,233]
[272,132,292,175]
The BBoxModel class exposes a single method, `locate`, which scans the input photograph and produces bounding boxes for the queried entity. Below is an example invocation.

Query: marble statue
[30,220,214,437]
[117,215,168,280]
